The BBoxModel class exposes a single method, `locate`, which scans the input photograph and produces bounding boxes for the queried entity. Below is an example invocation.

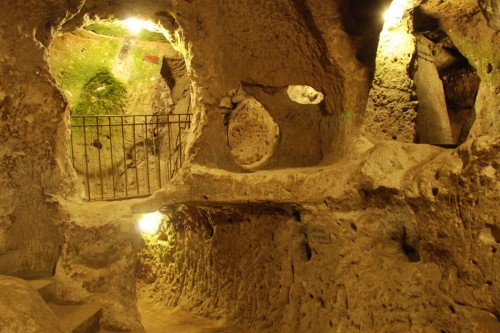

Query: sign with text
[307,225,330,244]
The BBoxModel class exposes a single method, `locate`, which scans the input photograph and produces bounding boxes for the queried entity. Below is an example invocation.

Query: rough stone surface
[135,136,500,333]
[442,66,481,143]
[55,199,144,332]
[0,275,64,332]
[364,1,418,143]
[414,34,454,144]
[0,0,498,332]
[479,0,500,30]
[421,0,500,139]
[173,0,386,167]
[227,98,279,170]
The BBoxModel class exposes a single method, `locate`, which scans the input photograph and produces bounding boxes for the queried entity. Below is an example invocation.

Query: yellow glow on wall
[378,0,415,60]
[137,212,163,234]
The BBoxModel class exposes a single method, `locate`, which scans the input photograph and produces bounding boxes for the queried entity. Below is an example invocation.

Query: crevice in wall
[401,226,420,262]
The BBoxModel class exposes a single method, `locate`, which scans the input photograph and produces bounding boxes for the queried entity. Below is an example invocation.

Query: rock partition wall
[0,0,498,332]
[172,0,389,168]
[0,276,64,332]
[0,0,78,277]
[421,0,500,140]
[54,199,144,331]
[135,135,499,332]
[365,0,418,143]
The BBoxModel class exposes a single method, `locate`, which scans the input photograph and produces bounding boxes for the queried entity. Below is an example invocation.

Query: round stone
[227,98,279,170]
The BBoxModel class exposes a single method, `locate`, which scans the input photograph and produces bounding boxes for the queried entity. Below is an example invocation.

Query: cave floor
[135,285,242,333]
[136,300,239,333]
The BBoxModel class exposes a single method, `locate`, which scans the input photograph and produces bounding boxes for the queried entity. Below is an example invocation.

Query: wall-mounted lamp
[125,18,157,34]
[136,212,163,234]
[383,0,411,30]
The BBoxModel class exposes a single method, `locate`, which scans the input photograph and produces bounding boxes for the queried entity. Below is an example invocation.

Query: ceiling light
[137,212,163,234]
[383,0,411,30]
[125,18,156,34]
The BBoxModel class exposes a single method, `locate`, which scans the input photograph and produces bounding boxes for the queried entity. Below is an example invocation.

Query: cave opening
[44,12,209,332]
[412,6,480,146]
[48,17,193,201]
[368,0,479,146]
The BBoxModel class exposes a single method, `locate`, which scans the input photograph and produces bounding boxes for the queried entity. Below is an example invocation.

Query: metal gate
[69,114,191,201]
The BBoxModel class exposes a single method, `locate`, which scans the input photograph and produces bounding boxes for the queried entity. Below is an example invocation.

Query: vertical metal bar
[121,116,128,198]
[96,117,104,200]
[177,114,182,169]
[70,120,75,168]
[165,115,169,180]
[167,114,173,180]
[108,116,116,199]
[155,114,161,189]
[144,115,151,194]
[132,116,139,195]
[82,117,91,201]
[105,119,110,196]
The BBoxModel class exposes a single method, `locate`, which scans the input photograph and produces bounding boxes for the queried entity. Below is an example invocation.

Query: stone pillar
[414,35,454,144]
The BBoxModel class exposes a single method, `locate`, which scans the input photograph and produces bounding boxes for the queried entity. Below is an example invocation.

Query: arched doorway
[48,16,193,200]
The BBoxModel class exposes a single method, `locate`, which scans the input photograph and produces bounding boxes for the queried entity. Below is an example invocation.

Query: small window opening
[287,85,324,105]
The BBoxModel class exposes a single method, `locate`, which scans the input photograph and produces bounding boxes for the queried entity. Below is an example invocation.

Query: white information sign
[307,225,330,244]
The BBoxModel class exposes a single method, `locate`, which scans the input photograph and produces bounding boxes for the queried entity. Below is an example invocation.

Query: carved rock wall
[0,0,498,332]
[135,136,499,332]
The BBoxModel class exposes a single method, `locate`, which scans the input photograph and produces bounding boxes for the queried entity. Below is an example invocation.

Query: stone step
[25,277,55,303]
[0,250,22,275]
[49,303,102,333]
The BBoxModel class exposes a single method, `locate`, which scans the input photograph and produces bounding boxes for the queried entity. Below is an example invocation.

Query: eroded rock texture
[0,0,76,278]
[480,0,500,30]
[0,0,498,332]
[135,135,499,332]
[0,276,63,332]
[365,0,418,143]
[54,200,144,331]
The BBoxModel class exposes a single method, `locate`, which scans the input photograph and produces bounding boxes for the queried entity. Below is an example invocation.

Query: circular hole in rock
[287,85,324,104]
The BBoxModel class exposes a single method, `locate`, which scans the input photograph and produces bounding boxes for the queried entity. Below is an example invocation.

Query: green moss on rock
[72,70,127,117]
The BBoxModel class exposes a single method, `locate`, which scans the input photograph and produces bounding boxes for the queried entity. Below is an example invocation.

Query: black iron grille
[69,114,191,201]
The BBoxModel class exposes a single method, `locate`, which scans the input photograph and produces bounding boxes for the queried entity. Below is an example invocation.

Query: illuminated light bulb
[125,18,144,33]
[125,18,157,34]
[137,212,163,234]
[383,0,411,30]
